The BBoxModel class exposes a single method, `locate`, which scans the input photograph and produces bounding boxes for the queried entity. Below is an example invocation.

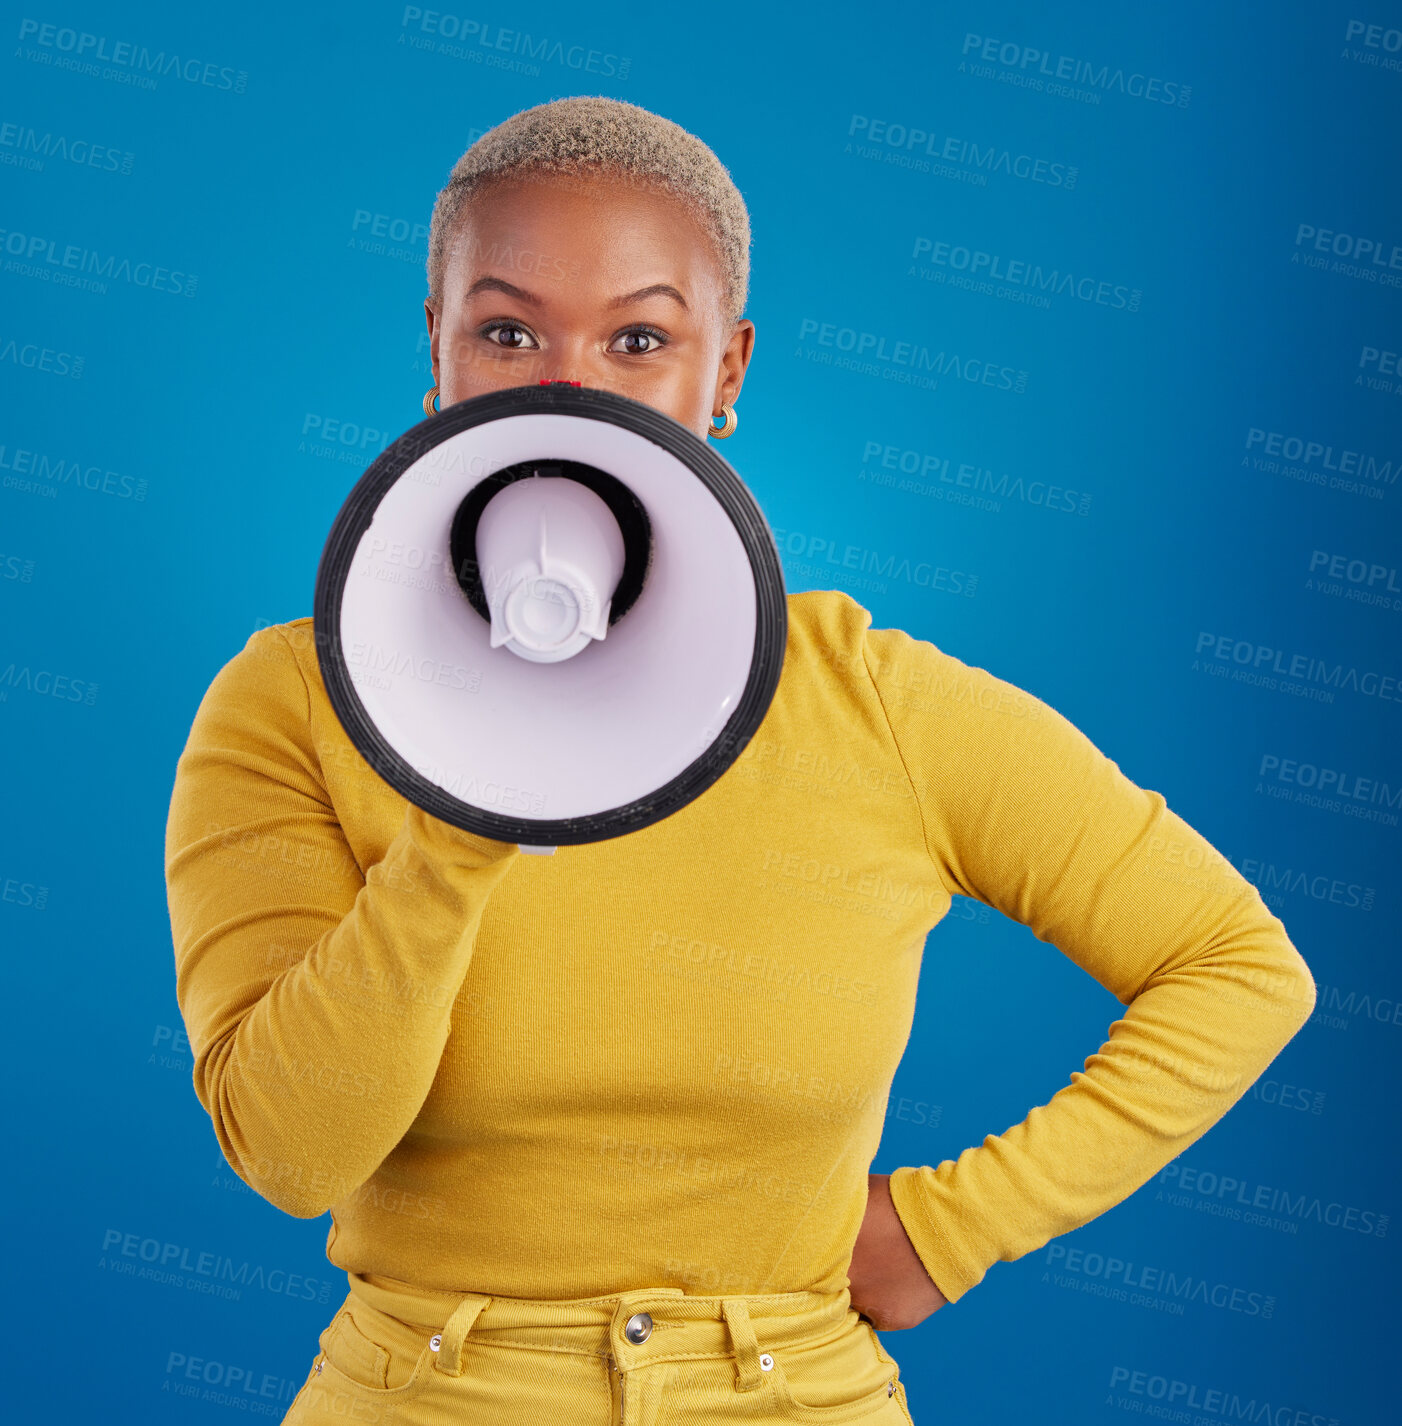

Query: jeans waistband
[344,1271,858,1390]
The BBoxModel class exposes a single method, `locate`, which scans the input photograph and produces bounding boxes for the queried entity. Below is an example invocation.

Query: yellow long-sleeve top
[165,589,1317,1305]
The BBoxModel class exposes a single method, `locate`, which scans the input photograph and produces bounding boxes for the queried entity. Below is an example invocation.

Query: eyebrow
[463,275,689,312]
[609,283,689,312]
[463,275,541,306]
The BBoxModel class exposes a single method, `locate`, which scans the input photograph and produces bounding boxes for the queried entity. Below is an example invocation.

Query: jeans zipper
[607,1351,625,1422]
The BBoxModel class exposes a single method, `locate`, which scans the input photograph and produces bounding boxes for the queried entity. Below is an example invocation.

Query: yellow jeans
[280,1274,915,1424]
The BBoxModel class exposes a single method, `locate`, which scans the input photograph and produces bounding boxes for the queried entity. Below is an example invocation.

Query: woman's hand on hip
[848,1172,949,1330]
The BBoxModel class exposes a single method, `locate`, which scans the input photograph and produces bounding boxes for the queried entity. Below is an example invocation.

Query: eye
[479,321,539,350]
[609,324,669,355]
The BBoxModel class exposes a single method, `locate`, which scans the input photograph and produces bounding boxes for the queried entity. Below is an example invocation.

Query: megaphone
[313,381,787,854]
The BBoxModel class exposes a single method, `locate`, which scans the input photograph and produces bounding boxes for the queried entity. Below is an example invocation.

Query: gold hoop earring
[423,385,440,417]
[708,402,737,439]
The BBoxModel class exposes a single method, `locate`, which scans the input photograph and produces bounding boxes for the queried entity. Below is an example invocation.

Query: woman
[165,96,1317,1425]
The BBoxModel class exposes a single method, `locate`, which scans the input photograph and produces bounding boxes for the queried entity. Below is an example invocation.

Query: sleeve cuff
[403,803,523,866]
[887,1165,986,1304]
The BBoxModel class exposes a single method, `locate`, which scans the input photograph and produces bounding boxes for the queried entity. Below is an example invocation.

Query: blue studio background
[3,2,1398,1422]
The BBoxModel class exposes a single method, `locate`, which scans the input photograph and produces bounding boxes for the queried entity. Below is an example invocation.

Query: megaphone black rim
[313,382,788,847]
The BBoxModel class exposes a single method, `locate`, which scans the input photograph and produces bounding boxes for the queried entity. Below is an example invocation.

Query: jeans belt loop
[721,1298,764,1392]
[433,1294,492,1377]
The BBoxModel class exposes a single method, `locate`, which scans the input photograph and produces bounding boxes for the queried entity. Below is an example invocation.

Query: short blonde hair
[426,95,751,327]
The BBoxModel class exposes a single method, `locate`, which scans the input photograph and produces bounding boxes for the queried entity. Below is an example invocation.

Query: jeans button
[624,1312,653,1343]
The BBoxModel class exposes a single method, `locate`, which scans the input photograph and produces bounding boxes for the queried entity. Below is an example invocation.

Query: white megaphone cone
[313,382,787,850]
[477,476,626,663]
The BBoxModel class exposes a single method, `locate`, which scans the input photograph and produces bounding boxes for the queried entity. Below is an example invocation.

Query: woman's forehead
[443,174,723,301]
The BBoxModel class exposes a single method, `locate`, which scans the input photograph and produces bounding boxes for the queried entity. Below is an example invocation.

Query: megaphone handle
[517,844,558,856]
